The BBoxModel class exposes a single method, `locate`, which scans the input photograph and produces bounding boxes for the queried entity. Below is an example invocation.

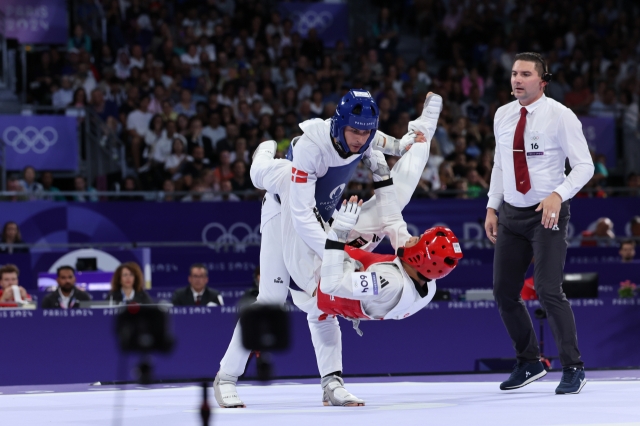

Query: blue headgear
[330,89,379,154]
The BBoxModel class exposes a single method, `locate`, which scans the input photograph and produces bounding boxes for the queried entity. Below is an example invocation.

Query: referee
[484,53,594,394]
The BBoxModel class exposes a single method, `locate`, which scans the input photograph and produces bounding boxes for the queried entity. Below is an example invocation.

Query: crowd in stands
[18,0,640,201]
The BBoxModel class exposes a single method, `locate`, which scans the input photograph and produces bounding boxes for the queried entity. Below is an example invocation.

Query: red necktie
[196,295,201,305]
[513,107,531,194]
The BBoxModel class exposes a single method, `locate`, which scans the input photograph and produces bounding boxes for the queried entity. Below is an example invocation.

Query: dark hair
[620,239,636,248]
[631,216,640,225]
[111,262,145,293]
[2,221,23,244]
[513,52,551,82]
[57,265,76,276]
[149,114,164,130]
[0,264,20,279]
[189,263,208,276]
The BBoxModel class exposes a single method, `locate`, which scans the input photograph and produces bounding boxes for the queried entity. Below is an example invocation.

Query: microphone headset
[511,53,552,95]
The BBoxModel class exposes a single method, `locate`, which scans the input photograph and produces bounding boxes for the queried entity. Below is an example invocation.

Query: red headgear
[396,226,463,280]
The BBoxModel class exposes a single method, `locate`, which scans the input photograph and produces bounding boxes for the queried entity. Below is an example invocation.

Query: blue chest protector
[287,141,361,222]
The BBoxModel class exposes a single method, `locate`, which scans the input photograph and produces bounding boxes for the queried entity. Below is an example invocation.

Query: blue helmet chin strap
[330,89,379,155]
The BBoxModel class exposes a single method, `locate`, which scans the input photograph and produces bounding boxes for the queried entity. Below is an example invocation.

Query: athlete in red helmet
[316,196,462,326]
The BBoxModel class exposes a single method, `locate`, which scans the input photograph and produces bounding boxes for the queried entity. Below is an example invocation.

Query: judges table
[2,297,639,386]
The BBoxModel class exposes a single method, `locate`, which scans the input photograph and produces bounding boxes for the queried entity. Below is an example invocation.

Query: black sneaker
[555,367,586,394]
[499,361,547,390]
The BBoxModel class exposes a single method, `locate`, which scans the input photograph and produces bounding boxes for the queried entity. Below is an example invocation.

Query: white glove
[331,198,362,242]
[362,150,390,182]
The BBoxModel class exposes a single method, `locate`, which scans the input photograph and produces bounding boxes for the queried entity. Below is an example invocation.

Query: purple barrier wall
[0,200,638,291]
[2,298,639,386]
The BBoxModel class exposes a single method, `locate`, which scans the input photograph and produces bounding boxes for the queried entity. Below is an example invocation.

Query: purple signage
[1,0,68,44]
[0,115,78,171]
[579,116,616,168]
[278,3,349,47]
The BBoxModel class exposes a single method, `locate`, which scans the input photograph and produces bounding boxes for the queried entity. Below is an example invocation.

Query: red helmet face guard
[397,226,463,280]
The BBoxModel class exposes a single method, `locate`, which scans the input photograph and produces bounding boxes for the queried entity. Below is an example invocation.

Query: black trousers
[493,201,583,368]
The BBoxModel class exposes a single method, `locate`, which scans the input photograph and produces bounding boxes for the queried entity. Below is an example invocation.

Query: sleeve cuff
[553,186,569,202]
[373,178,394,189]
[325,240,346,251]
[486,196,503,211]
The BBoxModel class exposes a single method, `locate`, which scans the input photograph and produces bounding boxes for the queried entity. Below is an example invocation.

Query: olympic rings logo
[291,11,333,33]
[2,126,58,154]
[201,222,261,252]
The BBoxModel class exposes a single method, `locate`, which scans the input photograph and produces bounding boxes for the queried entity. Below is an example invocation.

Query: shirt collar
[58,288,74,300]
[192,287,205,298]
[519,94,547,115]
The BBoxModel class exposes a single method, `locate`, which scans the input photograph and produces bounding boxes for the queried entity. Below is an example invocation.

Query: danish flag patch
[291,167,309,183]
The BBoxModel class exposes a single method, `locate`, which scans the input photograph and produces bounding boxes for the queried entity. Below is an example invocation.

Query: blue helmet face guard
[330,89,379,154]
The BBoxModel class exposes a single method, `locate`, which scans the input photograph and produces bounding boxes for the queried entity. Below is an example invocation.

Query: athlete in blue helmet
[214,90,442,408]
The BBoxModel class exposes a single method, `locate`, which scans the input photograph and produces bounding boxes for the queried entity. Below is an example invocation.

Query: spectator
[143,114,171,172]
[217,180,241,202]
[107,262,152,305]
[186,117,216,163]
[52,76,74,108]
[158,179,177,202]
[68,24,92,53]
[90,88,119,123]
[41,171,65,201]
[466,168,489,199]
[166,137,188,181]
[580,217,617,247]
[0,221,28,254]
[229,138,250,164]
[126,95,153,170]
[171,263,223,306]
[41,266,91,309]
[589,87,620,118]
[238,266,260,311]
[71,175,98,202]
[202,112,227,148]
[119,176,144,201]
[460,86,489,125]
[229,160,255,195]
[619,240,636,263]
[372,7,399,52]
[18,166,43,198]
[626,173,640,197]
[180,145,211,190]
[174,89,197,117]
[564,75,593,115]
[213,150,234,183]
[0,264,31,304]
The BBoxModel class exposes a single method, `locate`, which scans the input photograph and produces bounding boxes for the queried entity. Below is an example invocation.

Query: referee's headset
[510,54,553,95]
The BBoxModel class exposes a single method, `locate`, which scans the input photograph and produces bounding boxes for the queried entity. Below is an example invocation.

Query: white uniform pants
[220,156,343,378]
[219,212,290,377]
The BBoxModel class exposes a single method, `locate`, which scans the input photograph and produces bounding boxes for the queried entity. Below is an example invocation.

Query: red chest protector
[317,246,397,320]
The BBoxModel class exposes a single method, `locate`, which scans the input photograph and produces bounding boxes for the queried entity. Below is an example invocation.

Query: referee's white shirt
[487,95,594,210]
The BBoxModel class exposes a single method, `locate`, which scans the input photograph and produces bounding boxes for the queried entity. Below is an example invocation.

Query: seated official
[41,266,91,309]
[107,262,153,305]
[172,263,223,306]
[0,264,31,305]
